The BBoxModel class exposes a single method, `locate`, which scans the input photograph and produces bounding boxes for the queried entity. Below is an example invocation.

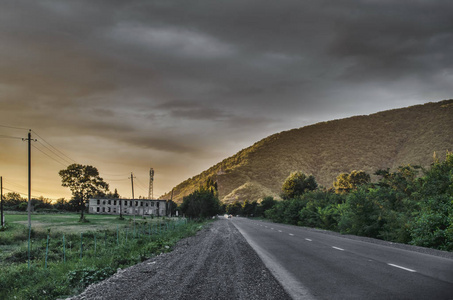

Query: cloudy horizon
[1,0,452,200]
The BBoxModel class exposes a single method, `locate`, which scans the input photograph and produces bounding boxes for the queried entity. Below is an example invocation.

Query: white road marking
[278,230,282,233]
[305,238,312,242]
[332,246,344,251]
[271,228,274,230]
[289,233,294,236]
[233,222,316,300]
[387,263,416,273]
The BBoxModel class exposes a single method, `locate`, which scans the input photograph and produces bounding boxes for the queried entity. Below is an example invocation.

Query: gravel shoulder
[68,219,292,300]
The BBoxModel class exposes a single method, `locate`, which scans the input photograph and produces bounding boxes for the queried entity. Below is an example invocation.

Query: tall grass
[0,213,205,300]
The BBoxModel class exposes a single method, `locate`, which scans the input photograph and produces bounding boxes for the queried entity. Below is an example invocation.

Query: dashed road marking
[332,246,344,251]
[278,230,282,233]
[305,238,312,242]
[289,233,294,236]
[387,263,416,273]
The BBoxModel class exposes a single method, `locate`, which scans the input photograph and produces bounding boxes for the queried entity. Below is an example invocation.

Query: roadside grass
[0,212,205,300]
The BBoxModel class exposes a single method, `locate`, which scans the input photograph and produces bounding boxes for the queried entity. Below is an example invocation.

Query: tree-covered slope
[160,99,453,204]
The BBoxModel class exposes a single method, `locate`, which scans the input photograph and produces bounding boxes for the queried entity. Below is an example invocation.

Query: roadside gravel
[68,219,292,300]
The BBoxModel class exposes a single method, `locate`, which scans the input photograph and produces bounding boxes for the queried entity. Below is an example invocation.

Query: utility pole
[130,172,135,199]
[22,130,36,229]
[129,172,136,218]
[23,129,36,269]
[1,176,3,227]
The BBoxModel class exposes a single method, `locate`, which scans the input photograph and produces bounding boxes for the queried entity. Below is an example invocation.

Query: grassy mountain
[161,99,453,204]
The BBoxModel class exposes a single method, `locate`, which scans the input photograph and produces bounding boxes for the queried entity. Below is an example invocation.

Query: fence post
[45,235,49,269]
[63,234,66,263]
[80,233,83,259]
[28,226,31,270]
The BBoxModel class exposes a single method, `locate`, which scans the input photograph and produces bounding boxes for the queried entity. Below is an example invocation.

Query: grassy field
[0,211,205,300]
[5,212,136,233]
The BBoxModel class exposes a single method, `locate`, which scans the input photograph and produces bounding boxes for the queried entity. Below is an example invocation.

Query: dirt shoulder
[68,219,292,300]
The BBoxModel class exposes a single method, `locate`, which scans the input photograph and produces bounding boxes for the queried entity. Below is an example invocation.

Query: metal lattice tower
[148,168,154,199]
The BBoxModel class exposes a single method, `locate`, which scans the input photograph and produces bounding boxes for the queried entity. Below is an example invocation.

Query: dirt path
[68,219,292,300]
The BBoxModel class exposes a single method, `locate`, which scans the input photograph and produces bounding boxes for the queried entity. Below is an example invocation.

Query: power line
[31,130,77,164]
[104,178,129,182]
[134,177,149,195]
[0,135,23,140]
[32,144,67,167]
[102,172,131,177]
[4,179,49,195]
[36,140,73,165]
[0,124,28,131]
[2,186,59,201]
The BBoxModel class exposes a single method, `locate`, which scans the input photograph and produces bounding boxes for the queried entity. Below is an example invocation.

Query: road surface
[231,217,453,299]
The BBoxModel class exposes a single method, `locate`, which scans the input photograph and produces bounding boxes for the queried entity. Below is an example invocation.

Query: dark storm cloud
[1,0,453,197]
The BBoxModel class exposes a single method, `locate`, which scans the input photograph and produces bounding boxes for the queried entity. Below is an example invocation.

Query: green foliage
[337,187,383,237]
[180,180,221,219]
[0,215,203,300]
[226,201,242,215]
[67,266,116,289]
[281,172,318,200]
[59,164,109,220]
[334,170,370,194]
[410,152,453,250]
[263,152,453,251]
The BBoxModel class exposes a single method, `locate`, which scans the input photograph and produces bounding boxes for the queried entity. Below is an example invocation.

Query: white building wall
[89,198,167,216]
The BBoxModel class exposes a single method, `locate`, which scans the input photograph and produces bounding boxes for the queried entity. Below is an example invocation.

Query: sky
[1,0,452,201]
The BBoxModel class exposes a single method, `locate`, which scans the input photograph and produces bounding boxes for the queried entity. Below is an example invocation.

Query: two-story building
[88,198,167,217]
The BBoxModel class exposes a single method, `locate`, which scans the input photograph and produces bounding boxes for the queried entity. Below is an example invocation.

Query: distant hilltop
[160,99,453,204]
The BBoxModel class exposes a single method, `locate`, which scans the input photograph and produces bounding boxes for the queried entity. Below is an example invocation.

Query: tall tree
[334,170,371,194]
[281,171,318,200]
[180,180,221,219]
[59,164,109,221]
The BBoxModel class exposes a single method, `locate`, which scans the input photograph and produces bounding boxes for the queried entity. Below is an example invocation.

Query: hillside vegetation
[161,99,453,204]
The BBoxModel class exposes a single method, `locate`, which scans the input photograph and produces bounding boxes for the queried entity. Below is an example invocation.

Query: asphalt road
[231,217,453,300]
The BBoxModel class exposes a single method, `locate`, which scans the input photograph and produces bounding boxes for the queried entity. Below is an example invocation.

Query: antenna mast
[148,168,154,199]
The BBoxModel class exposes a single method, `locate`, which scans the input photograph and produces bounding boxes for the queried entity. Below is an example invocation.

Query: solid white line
[332,246,344,251]
[305,238,312,242]
[387,263,416,273]
[289,233,294,236]
[232,222,316,300]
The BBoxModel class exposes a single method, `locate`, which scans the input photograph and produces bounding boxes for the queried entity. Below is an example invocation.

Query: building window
[140,202,143,207]
[97,199,100,205]
[103,200,106,205]
[151,202,154,207]
[146,203,148,207]
[97,207,100,212]
[102,207,105,212]
[108,207,111,212]
[108,200,111,205]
